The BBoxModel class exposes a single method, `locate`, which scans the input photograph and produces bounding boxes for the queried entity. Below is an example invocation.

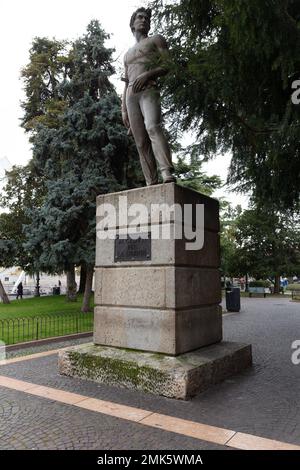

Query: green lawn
[0,294,94,319]
[0,295,94,345]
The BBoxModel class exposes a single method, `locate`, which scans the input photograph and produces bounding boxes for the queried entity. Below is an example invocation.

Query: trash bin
[52,287,60,295]
[226,287,241,312]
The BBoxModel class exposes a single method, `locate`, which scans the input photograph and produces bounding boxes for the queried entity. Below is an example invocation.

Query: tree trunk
[0,280,10,304]
[66,266,77,302]
[35,271,40,297]
[78,264,87,294]
[274,274,281,295]
[245,273,249,292]
[81,266,94,313]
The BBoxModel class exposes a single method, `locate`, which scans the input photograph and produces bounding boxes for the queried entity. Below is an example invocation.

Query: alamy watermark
[291,80,300,105]
[291,340,300,365]
[96,196,205,251]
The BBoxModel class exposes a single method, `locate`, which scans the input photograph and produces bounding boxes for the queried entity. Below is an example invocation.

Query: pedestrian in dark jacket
[16,282,23,300]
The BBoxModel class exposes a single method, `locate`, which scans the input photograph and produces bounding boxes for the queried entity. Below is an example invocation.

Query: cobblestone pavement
[0,296,299,449]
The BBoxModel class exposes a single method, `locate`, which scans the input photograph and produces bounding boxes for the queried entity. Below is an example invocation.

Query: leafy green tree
[22,21,142,310]
[174,154,221,195]
[0,236,18,270]
[220,203,243,281]
[150,0,300,210]
[21,37,70,134]
[0,163,45,272]
[226,206,300,293]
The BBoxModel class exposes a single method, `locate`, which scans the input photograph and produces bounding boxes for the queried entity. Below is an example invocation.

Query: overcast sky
[0,0,248,207]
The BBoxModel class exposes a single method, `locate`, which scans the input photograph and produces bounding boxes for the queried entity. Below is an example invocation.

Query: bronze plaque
[114,234,151,262]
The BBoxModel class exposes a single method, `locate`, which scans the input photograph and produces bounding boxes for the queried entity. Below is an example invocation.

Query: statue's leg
[140,89,175,183]
[126,92,158,185]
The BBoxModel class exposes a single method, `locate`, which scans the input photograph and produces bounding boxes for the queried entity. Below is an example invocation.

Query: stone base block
[58,341,252,400]
[94,305,222,355]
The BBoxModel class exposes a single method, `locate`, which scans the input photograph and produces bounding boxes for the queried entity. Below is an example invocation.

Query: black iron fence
[0,312,94,346]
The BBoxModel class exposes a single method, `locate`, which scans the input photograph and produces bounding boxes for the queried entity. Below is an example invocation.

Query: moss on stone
[67,350,170,393]
[150,352,169,361]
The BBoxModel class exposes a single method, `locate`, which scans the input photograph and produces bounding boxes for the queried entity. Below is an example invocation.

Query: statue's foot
[162,173,176,183]
[161,169,176,184]
[163,176,176,183]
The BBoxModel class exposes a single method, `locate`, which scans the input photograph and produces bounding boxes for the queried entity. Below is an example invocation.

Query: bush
[249,280,271,288]
[286,283,300,291]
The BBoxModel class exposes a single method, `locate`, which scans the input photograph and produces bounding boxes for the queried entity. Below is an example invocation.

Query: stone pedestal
[59,183,252,399]
[59,341,252,400]
[94,183,222,355]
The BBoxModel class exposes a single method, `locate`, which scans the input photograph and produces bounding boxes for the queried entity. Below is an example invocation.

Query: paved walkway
[0,297,299,450]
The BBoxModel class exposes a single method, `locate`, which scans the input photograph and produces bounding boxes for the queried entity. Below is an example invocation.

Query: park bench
[291,289,300,301]
[249,287,267,298]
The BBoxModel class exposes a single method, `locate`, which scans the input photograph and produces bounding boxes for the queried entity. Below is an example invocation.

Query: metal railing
[0,312,94,346]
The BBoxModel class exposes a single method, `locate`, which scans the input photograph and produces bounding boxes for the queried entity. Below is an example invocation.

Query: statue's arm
[122,59,130,129]
[150,34,170,78]
[132,35,170,94]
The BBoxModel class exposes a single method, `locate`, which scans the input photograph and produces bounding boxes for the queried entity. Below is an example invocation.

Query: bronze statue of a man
[122,8,175,186]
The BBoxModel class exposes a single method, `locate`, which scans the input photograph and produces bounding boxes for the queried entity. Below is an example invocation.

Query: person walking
[16,282,23,300]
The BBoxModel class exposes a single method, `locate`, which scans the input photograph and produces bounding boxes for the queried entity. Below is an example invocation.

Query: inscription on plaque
[114,234,151,262]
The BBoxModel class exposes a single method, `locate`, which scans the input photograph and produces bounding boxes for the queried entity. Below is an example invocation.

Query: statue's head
[130,7,152,35]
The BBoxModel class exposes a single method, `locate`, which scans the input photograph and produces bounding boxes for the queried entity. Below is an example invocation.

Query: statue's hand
[122,110,130,129]
[132,73,149,94]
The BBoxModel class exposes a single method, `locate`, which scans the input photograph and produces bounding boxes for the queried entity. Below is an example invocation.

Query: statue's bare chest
[126,39,156,65]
